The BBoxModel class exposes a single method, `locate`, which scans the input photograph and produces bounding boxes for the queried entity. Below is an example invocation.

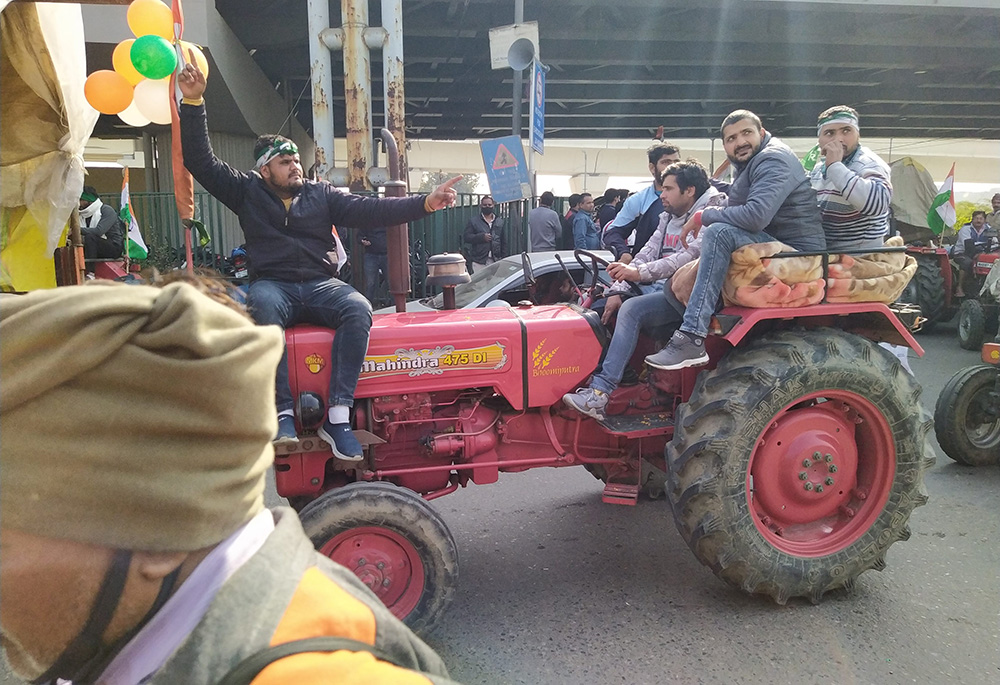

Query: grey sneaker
[563,387,609,420]
[645,330,709,370]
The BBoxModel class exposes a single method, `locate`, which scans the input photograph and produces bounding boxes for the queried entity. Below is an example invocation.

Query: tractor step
[597,411,673,437]
[602,481,640,506]
[274,429,385,456]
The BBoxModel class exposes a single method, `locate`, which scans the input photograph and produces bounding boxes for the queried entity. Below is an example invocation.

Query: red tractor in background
[956,253,1000,350]
[898,245,1000,347]
[269,132,934,634]
[935,326,1000,467]
[899,246,953,327]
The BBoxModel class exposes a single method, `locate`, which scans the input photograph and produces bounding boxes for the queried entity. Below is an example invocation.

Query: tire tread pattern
[666,328,933,603]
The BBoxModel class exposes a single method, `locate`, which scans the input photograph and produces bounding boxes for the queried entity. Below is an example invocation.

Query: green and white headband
[817,112,859,135]
[255,140,299,170]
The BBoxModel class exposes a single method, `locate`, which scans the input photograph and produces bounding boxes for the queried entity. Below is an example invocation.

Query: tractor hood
[286,304,607,411]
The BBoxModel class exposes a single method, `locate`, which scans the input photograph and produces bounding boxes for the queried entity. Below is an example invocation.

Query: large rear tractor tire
[901,255,946,329]
[957,300,987,351]
[297,482,459,634]
[666,329,933,603]
[934,365,1000,466]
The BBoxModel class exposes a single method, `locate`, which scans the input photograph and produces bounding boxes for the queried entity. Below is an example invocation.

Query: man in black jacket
[178,55,458,460]
[463,195,504,272]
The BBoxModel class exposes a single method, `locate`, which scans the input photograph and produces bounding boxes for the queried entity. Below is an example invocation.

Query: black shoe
[273,415,298,446]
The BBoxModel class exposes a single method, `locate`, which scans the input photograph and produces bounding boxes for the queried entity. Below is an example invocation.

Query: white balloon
[117,99,151,127]
[132,78,172,125]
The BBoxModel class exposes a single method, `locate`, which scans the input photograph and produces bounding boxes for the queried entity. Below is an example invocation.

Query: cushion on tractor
[670,236,917,308]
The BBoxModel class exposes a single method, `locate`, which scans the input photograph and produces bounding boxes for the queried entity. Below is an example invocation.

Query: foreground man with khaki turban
[0,282,460,685]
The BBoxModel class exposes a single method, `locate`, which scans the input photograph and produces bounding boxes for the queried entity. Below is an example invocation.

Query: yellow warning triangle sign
[492,144,519,170]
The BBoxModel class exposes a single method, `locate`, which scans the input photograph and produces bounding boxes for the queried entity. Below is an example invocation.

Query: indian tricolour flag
[926,163,956,235]
[120,168,148,260]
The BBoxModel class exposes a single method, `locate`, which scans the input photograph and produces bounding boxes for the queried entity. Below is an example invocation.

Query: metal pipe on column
[381,0,407,185]
[307,0,335,179]
[342,0,374,192]
[380,129,411,312]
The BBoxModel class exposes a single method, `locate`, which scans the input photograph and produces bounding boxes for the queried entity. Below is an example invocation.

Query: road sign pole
[511,0,524,138]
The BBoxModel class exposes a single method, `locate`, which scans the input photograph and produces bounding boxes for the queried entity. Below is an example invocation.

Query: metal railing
[100,190,539,298]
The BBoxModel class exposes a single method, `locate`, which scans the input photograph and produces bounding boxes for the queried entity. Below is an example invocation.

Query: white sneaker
[562,387,608,420]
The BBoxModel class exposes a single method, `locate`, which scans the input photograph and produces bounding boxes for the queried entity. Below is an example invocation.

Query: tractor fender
[716,302,924,356]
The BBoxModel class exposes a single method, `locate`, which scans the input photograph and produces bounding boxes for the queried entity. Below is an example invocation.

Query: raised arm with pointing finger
[177,53,460,460]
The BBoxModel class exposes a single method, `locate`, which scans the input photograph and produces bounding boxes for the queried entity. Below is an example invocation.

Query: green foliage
[954,200,990,230]
[417,171,481,198]
[138,234,181,274]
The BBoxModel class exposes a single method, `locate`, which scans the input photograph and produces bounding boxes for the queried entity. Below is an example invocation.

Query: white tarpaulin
[889,157,939,230]
[1,1,99,252]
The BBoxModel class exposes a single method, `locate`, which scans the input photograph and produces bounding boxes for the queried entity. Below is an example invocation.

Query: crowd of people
[564,104,906,417]
[4,47,990,683]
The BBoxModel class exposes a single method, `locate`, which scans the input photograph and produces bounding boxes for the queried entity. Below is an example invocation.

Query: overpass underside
[217,0,1000,141]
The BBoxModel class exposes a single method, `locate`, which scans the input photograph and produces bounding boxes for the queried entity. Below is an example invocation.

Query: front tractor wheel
[957,300,987,351]
[934,365,1000,466]
[666,328,933,604]
[297,482,459,634]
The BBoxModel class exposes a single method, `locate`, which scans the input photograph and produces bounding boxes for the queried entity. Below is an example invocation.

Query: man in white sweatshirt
[563,160,725,420]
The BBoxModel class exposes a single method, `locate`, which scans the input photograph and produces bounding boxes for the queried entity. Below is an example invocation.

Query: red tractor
[935,322,1000,466]
[269,132,932,633]
[273,249,933,633]
[956,253,1000,350]
[900,245,1000,345]
[899,246,953,327]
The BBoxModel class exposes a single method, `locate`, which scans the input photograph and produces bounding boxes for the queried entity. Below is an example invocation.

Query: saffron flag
[120,168,148,259]
[926,163,956,235]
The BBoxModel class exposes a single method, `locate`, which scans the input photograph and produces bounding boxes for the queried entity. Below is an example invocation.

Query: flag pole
[170,0,196,275]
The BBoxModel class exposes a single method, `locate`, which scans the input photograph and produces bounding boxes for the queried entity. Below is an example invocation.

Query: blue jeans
[680,222,775,337]
[591,287,684,394]
[364,252,388,304]
[247,278,373,413]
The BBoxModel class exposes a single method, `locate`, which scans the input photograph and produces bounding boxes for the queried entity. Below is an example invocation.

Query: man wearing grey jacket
[646,110,826,370]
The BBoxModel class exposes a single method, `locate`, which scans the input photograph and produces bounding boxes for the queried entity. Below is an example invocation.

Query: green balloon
[131,35,177,81]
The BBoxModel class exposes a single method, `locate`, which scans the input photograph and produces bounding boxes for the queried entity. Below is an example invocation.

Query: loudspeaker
[507,38,535,71]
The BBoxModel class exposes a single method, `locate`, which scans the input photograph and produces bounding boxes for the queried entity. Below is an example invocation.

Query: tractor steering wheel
[574,249,644,305]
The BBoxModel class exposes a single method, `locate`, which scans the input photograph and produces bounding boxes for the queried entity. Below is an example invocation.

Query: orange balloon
[180,41,210,79]
[112,39,144,86]
[127,0,173,40]
[84,70,134,115]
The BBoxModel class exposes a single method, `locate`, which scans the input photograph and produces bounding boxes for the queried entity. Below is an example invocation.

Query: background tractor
[935,312,1000,466]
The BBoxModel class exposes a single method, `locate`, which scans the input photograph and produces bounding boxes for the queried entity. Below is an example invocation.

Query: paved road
[415,322,999,685]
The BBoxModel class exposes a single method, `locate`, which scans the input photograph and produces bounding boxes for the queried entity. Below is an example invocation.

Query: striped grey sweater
[809,145,892,250]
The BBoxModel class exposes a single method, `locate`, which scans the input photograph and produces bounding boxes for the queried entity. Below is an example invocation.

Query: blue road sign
[530,60,545,154]
[479,135,532,203]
